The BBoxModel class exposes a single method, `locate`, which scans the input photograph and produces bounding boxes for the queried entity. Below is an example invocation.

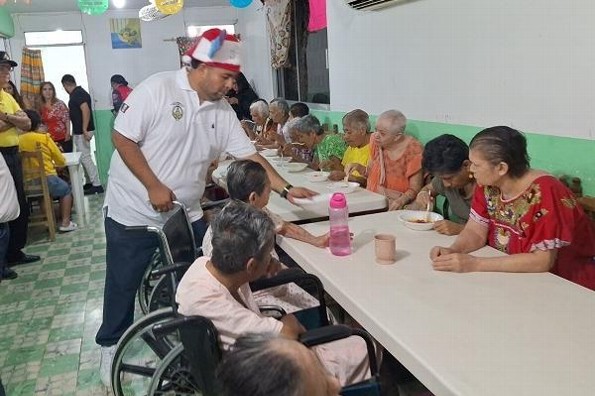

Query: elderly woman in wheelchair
[201,159,330,313]
[176,201,371,387]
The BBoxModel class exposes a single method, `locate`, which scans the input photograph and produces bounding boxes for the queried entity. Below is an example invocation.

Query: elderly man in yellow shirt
[19,109,77,232]
[328,109,371,187]
[0,52,40,266]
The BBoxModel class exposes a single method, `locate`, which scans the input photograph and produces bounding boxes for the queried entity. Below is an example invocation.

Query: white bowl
[260,149,278,157]
[399,211,444,231]
[327,181,360,194]
[307,171,330,182]
[285,162,308,172]
[270,157,292,165]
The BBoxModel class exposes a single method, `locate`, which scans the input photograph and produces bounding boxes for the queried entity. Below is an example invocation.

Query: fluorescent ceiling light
[113,0,126,8]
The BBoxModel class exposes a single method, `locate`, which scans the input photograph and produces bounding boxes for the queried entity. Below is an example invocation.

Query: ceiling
[0,0,225,14]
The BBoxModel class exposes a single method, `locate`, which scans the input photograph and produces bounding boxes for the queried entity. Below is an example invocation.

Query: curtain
[20,47,44,110]
[265,0,292,69]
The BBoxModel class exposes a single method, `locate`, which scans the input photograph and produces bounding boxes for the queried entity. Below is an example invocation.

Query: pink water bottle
[329,193,352,256]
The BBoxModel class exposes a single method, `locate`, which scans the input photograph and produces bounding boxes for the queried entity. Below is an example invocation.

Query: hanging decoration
[155,0,184,15]
[78,0,109,15]
[229,0,253,8]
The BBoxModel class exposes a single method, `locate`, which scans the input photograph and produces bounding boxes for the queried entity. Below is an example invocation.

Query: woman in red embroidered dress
[430,126,595,290]
[39,81,71,152]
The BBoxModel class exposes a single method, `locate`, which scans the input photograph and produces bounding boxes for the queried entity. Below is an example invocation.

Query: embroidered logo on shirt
[171,102,184,121]
[120,103,129,113]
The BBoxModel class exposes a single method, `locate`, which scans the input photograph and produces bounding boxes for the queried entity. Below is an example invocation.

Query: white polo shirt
[104,68,256,227]
[0,154,19,223]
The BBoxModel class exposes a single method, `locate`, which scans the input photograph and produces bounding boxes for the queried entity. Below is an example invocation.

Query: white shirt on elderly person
[104,68,256,227]
[0,154,20,223]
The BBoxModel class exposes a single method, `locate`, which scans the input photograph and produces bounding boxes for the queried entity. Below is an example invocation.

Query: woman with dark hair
[3,80,26,109]
[408,134,475,235]
[225,72,258,121]
[431,126,595,290]
[39,81,72,152]
[110,74,133,114]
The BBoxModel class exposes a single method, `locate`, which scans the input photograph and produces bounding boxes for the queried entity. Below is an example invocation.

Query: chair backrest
[20,143,47,196]
[156,201,198,266]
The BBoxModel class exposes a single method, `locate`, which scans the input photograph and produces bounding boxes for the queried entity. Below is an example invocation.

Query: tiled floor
[1,195,109,396]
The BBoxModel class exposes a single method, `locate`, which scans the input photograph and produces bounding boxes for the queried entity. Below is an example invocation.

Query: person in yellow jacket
[19,110,77,232]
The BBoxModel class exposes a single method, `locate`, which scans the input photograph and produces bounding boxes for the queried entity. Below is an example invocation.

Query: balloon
[77,0,108,15]
[155,0,184,15]
[230,0,253,8]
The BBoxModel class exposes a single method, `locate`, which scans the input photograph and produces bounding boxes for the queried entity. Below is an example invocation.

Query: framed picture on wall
[110,18,142,49]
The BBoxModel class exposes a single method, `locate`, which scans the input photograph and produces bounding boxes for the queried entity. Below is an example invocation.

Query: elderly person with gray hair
[285,114,346,171]
[347,110,423,210]
[241,100,278,147]
[176,200,371,387]
[269,98,291,146]
[218,332,341,396]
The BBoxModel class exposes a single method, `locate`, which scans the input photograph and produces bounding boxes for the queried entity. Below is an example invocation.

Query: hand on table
[148,182,176,213]
[313,232,330,248]
[286,186,318,204]
[344,163,366,177]
[328,170,346,181]
[431,247,478,272]
[433,220,465,236]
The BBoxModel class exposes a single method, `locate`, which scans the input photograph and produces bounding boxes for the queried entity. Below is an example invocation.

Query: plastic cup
[374,234,396,264]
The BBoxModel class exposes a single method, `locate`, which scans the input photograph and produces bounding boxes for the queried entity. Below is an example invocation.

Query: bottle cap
[329,192,347,209]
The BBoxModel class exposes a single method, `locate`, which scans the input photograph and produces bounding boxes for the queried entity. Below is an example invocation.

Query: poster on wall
[110,18,142,49]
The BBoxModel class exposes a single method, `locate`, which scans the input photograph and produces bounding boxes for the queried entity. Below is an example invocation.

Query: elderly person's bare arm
[278,221,329,248]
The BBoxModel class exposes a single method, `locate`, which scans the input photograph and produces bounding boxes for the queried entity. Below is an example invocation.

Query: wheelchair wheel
[111,307,180,396]
[148,344,201,395]
[137,250,163,314]
[147,275,173,313]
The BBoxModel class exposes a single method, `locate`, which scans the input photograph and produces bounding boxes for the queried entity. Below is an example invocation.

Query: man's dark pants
[0,147,29,259]
[95,215,207,346]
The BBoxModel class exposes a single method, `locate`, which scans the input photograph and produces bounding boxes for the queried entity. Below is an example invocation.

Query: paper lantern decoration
[230,0,253,8]
[78,0,109,15]
[155,0,184,15]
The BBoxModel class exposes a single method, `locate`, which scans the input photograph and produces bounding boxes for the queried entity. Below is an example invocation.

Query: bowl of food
[260,149,278,157]
[284,162,308,172]
[327,181,360,194]
[307,171,330,182]
[399,211,444,231]
[270,157,292,166]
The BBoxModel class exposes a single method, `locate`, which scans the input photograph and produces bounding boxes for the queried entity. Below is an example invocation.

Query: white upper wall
[327,0,595,139]
[9,6,239,110]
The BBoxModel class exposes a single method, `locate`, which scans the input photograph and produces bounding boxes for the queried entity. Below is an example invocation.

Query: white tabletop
[63,152,82,167]
[277,210,595,396]
[212,159,387,223]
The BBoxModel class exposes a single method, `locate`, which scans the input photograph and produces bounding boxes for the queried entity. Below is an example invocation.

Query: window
[277,0,329,104]
[186,24,235,38]
[24,30,83,46]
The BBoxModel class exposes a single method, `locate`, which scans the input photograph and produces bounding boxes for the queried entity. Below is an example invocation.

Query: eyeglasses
[0,64,14,72]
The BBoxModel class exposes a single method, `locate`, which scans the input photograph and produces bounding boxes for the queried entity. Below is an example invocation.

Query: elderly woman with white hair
[347,110,423,210]
[241,99,277,147]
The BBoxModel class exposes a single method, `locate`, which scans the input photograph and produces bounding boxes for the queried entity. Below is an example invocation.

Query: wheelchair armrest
[249,268,306,291]
[124,225,150,232]
[258,305,287,319]
[299,325,380,376]
[150,261,193,278]
[152,315,213,338]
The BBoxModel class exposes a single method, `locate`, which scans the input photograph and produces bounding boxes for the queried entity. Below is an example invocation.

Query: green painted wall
[0,8,15,38]
[94,110,115,185]
[311,110,595,196]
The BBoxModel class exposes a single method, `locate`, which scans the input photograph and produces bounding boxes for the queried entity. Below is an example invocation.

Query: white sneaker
[99,345,117,388]
[58,221,78,232]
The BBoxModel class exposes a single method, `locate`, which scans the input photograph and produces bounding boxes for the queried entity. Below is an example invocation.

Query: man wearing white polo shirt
[96,28,315,386]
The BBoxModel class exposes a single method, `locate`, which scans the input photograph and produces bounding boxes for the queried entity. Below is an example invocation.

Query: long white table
[63,152,86,227]
[212,159,387,223]
[277,210,595,396]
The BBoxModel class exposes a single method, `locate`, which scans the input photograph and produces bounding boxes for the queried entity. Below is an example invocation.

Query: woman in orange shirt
[38,81,72,152]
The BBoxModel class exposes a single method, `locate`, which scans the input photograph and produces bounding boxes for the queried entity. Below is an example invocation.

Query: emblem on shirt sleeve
[171,102,184,121]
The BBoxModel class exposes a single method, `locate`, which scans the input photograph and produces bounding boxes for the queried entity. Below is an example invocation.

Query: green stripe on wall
[311,110,595,196]
[94,110,115,185]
